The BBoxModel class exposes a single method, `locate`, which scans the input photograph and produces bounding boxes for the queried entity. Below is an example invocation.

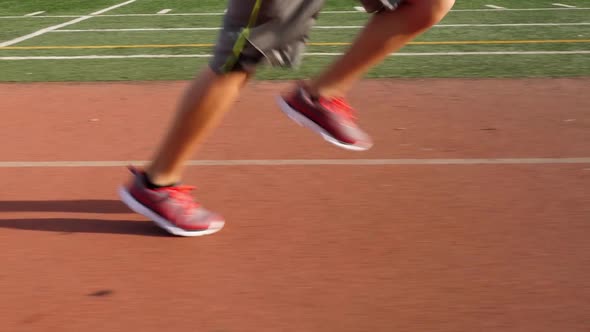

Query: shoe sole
[276,96,371,151]
[118,186,224,237]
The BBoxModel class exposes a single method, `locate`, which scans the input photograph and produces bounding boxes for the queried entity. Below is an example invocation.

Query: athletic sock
[142,173,178,189]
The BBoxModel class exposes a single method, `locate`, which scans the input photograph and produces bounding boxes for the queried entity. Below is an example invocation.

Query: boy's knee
[427,0,455,23]
[407,0,455,30]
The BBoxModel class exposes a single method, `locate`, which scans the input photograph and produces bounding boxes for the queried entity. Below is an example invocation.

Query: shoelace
[320,96,357,120]
[158,185,200,210]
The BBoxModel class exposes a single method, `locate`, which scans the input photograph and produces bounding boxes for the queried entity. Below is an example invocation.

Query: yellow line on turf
[2,39,590,50]
[0,43,216,50]
[411,39,590,45]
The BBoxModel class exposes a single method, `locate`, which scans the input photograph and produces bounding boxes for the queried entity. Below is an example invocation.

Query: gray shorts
[209,0,404,74]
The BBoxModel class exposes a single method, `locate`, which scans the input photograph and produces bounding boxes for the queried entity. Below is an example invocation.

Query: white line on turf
[304,51,590,56]
[50,22,590,32]
[0,0,136,47]
[485,5,506,9]
[0,158,589,168]
[1,7,590,19]
[157,9,172,14]
[0,15,80,18]
[1,51,589,61]
[552,3,576,8]
[24,11,45,17]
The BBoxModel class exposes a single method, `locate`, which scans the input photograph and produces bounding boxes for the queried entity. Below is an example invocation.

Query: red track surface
[0,79,589,331]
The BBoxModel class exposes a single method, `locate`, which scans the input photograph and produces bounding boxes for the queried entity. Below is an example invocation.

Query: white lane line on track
[0,158,589,168]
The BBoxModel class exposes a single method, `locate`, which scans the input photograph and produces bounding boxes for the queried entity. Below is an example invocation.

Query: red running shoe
[276,84,373,151]
[118,167,225,237]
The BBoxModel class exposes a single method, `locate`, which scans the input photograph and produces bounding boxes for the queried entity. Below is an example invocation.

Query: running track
[0,78,589,331]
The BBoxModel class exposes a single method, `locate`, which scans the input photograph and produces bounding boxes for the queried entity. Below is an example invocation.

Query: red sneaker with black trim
[118,167,225,237]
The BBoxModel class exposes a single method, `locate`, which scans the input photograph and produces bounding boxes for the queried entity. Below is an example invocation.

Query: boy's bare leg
[118,67,248,237]
[145,67,249,186]
[307,0,456,97]
[119,0,329,237]
[277,0,455,151]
